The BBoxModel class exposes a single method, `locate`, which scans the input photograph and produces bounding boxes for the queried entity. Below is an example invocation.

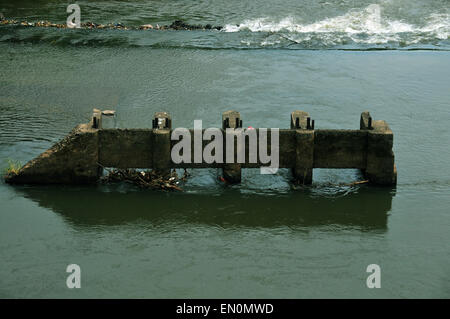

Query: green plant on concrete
[3,159,22,176]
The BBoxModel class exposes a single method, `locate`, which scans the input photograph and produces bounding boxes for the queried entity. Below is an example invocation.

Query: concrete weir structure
[5,110,397,186]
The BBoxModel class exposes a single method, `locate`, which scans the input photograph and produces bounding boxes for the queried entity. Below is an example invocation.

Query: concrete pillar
[222,110,242,183]
[91,108,104,177]
[360,111,373,130]
[291,111,314,184]
[92,108,102,129]
[360,111,397,185]
[152,112,171,177]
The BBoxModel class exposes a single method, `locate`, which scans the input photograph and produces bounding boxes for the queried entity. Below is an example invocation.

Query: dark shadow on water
[13,184,396,231]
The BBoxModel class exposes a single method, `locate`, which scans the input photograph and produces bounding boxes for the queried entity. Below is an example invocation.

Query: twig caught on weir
[98,163,189,191]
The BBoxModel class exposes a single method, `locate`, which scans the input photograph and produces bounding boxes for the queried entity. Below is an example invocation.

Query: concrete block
[365,120,397,185]
[5,124,101,184]
[222,110,241,183]
[291,111,314,184]
[152,112,171,176]
[360,111,373,130]
[294,129,314,184]
[92,108,102,129]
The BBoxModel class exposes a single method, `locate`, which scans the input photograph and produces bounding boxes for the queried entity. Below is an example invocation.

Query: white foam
[223,4,449,39]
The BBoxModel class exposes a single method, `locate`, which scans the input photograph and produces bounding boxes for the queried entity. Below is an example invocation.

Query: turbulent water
[1,0,449,50]
[0,0,449,298]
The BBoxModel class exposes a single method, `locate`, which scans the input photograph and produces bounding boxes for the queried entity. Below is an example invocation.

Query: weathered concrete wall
[314,130,367,169]
[99,129,153,168]
[97,128,371,170]
[170,129,295,168]
[5,124,100,184]
[365,120,397,185]
[5,110,397,186]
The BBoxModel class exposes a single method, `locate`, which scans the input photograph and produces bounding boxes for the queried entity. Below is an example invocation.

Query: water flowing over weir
[1,3,448,50]
[4,110,397,186]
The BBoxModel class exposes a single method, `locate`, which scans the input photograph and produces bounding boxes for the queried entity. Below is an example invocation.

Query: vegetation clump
[100,167,189,191]
[3,159,22,177]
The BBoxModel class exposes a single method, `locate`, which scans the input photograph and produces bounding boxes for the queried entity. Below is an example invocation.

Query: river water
[0,0,449,298]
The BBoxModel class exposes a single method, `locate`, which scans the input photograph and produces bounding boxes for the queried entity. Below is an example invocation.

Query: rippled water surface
[0,0,449,298]
[1,0,449,49]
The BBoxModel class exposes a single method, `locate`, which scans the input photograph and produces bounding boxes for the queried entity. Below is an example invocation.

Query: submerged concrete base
[5,124,101,184]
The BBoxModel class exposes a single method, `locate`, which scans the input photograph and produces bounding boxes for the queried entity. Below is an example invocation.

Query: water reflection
[14,185,395,230]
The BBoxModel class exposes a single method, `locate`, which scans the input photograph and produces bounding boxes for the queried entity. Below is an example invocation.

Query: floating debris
[101,110,116,116]
[168,20,222,31]
[99,166,190,191]
[139,24,153,30]
[0,17,223,31]
[347,180,369,186]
